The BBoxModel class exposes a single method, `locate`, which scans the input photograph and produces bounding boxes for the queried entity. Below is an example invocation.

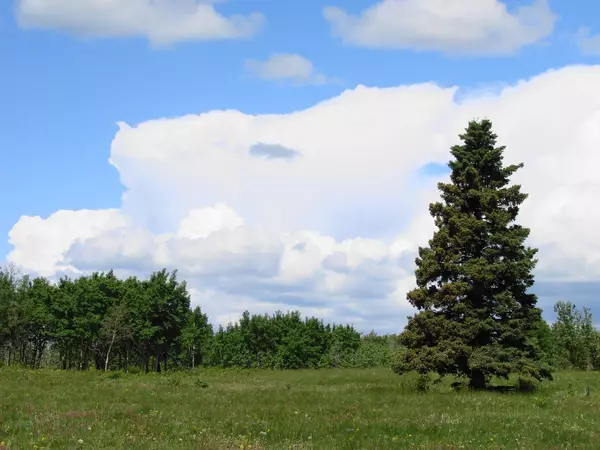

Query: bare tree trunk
[155,348,161,373]
[21,342,26,365]
[37,344,44,369]
[105,332,116,371]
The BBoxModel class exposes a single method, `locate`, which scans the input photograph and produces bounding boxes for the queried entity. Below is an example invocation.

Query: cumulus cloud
[245,53,329,86]
[15,0,264,45]
[577,27,600,56]
[323,0,556,55]
[7,209,129,277]
[7,65,600,332]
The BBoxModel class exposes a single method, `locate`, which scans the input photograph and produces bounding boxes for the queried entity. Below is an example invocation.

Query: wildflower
[260,431,267,436]
[78,439,84,444]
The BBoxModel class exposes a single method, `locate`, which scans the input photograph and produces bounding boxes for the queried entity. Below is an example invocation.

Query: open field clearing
[1,368,600,449]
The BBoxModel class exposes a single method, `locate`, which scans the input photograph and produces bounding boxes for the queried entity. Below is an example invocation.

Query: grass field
[1,367,600,449]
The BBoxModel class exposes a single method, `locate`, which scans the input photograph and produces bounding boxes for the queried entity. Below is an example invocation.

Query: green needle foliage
[395,119,553,389]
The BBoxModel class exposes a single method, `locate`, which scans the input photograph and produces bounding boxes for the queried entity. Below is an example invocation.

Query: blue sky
[2,0,600,330]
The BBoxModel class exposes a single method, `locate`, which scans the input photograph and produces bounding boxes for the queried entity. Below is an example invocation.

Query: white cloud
[177,203,243,239]
[577,27,600,56]
[7,64,600,332]
[16,0,264,45]
[323,0,556,55]
[245,53,329,86]
[7,209,129,277]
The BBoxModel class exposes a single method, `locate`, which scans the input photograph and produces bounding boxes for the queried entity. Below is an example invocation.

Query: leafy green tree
[325,324,361,368]
[532,316,555,368]
[207,325,232,367]
[551,301,599,370]
[51,277,78,369]
[142,269,191,372]
[588,331,600,371]
[181,306,213,368]
[100,301,133,371]
[347,332,397,368]
[395,119,552,389]
[0,264,20,366]
[23,276,56,368]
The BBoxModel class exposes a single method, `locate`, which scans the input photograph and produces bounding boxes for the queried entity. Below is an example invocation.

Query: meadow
[1,367,600,449]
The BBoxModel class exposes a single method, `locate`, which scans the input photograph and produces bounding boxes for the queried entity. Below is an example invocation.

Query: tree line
[0,262,598,375]
[0,265,396,372]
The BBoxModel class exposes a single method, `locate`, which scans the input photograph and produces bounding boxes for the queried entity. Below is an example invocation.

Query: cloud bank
[324,0,557,55]
[16,0,264,44]
[7,65,600,332]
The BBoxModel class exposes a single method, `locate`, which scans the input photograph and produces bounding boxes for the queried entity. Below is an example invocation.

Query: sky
[2,0,600,333]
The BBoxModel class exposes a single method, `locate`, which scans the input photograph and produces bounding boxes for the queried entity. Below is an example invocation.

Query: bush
[194,378,209,389]
[517,376,537,393]
[413,373,431,392]
[105,371,124,380]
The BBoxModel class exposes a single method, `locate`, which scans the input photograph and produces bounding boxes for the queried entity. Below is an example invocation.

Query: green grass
[1,367,600,449]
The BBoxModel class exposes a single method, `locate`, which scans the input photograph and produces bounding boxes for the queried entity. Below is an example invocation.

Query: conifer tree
[395,119,552,389]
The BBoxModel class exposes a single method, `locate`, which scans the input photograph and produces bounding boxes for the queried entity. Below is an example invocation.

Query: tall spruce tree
[396,119,552,389]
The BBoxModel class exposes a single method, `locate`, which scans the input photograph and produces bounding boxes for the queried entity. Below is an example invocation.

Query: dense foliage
[0,265,397,371]
[395,119,552,388]
[0,262,598,375]
[551,301,600,370]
